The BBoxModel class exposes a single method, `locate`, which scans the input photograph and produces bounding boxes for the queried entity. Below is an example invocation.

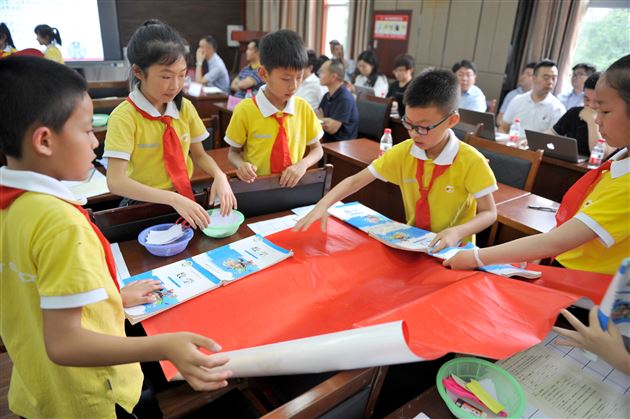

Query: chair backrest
[466,134,543,191]
[356,95,393,141]
[452,121,483,141]
[92,97,126,115]
[262,367,387,419]
[201,115,219,150]
[229,165,333,218]
[89,192,208,243]
[88,80,130,99]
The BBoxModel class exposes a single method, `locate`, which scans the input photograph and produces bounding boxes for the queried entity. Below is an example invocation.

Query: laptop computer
[525,130,588,163]
[458,108,496,141]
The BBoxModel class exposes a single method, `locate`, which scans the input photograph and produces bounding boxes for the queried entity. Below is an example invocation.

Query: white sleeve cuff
[574,213,615,248]
[368,164,387,182]
[40,288,109,309]
[223,136,242,148]
[307,130,324,145]
[192,131,210,144]
[102,150,130,161]
[473,184,499,199]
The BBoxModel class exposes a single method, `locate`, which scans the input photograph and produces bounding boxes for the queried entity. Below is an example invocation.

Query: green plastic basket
[92,113,109,127]
[202,209,244,238]
[436,357,525,418]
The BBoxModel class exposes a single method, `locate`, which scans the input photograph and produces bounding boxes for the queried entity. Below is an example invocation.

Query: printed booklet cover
[123,235,293,323]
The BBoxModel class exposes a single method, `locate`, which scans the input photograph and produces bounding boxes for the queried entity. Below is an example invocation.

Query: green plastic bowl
[92,113,109,127]
[436,357,525,418]
[202,209,244,238]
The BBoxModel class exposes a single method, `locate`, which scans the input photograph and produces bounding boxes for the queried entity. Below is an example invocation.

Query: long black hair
[0,23,16,49]
[126,19,188,109]
[34,24,62,45]
[353,49,382,87]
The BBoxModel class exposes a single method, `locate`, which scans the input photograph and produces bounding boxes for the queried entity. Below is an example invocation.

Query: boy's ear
[30,126,54,157]
[446,112,460,128]
[258,66,269,83]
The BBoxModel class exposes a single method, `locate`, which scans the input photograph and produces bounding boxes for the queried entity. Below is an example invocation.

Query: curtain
[256,0,325,53]
[348,0,373,59]
[520,0,589,93]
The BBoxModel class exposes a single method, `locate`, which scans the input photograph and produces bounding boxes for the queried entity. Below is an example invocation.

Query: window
[561,3,630,91]
[322,0,350,57]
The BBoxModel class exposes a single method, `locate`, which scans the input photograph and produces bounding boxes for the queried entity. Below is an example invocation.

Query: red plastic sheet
[141,218,611,380]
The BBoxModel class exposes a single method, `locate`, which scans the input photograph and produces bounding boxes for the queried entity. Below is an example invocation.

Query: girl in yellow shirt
[34,24,64,64]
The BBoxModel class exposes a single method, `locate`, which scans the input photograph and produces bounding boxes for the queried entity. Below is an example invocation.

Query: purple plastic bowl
[137,223,194,257]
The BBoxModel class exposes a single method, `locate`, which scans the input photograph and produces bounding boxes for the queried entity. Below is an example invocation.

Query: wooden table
[322,139,532,224]
[490,194,558,245]
[384,385,452,419]
[184,92,228,120]
[533,155,588,203]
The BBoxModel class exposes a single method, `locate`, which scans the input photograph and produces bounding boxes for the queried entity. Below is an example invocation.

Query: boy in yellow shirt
[226,29,324,188]
[0,56,231,418]
[295,69,497,251]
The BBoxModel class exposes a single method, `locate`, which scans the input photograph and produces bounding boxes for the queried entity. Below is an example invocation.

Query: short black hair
[524,62,536,71]
[452,59,477,74]
[534,59,557,75]
[314,54,329,75]
[393,54,415,71]
[573,63,596,76]
[250,39,259,49]
[306,49,318,71]
[0,56,87,158]
[584,72,600,90]
[202,35,218,50]
[404,69,459,113]
[259,30,307,72]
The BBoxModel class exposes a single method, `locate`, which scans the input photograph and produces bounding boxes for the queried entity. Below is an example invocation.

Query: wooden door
[370,10,413,77]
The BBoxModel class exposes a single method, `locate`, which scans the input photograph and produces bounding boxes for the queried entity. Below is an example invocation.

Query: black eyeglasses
[401,111,455,135]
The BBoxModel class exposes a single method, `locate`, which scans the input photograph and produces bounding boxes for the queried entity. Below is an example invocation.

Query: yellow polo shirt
[224,86,323,175]
[557,150,630,274]
[44,44,64,64]
[369,131,497,241]
[104,88,209,190]
[0,168,143,418]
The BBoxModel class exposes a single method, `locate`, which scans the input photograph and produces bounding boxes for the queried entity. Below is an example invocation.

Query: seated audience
[317,59,359,142]
[352,50,388,98]
[329,39,354,80]
[231,39,264,98]
[195,35,230,93]
[387,54,414,117]
[558,63,597,110]
[295,49,325,110]
[501,59,565,133]
[550,72,613,157]
[452,60,486,112]
[497,62,535,127]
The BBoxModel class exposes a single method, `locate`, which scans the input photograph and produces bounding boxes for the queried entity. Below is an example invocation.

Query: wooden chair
[261,367,387,419]
[453,121,484,141]
[89,192,208,243]
[92,97,126,114]
[229,165,334,218]
[356,95,393,141]
[88,80,129,99]
[466,134,543,192]
[201,115,220,150]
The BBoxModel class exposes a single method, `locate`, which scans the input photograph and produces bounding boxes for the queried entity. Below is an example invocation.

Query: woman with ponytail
[34,24,63,63]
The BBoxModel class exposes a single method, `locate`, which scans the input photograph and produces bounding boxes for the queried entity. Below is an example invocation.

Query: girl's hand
[209,173,237,216]
[171,193,211,229]
[443,250,478,270]
[120,280,164,307]
[293,203,329,232]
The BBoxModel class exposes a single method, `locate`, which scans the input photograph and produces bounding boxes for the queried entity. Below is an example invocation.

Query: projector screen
[0,0,122,61]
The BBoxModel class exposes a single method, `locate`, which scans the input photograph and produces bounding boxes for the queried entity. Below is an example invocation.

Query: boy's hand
[209,173,237,216]
[280,162,307,188]
[442,250,477,270]
[429,227,462,252]
[236,162,257,183]
[163,332,232,391]
[293,203,329,232]
[171,193,211,229]
[120,280,163,307]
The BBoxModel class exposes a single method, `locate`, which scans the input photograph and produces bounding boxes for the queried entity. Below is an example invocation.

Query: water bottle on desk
[379,128,393,156]
[507,118,521,147]
[587,138,606,169]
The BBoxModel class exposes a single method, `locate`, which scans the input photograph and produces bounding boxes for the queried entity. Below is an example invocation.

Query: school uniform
[44,44,64,64]
[104,88,209,191]
[556,148,630,275]
[0,167,143,418]
[224,86,323,175]
[368,130,497,241]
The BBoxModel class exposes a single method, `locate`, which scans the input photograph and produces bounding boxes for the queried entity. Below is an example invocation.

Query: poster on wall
[373,14,409,40]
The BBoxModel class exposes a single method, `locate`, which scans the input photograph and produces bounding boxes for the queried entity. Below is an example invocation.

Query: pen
[527,205,557,212]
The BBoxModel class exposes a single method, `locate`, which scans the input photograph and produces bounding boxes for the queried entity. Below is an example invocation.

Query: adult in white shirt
[500,60,566,134]
[195,35,230,93]
[452,60,486,112]
[295,49,326,110]
[497,62,535,127]
[557,63,597,110]
[352,50,388,98]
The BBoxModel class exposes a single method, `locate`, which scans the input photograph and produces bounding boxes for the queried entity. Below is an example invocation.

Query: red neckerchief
[251,95,292,173]
[125,97,194,200]
[0,186,120,291]
[414,156,454,231]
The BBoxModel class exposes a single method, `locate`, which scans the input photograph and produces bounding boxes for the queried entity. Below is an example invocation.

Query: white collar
[0,167,86,205]
[410,129,460,165]
[129,87,180,119]
[528,91,556,105]
[254,85,295,117]
[609,148,629,179]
